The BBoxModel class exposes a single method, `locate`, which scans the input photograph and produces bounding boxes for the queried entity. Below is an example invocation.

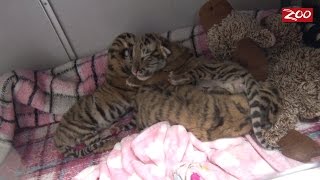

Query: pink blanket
[74,122,304,180]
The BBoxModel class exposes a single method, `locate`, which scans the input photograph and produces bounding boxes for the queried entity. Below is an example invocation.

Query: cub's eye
[147,57,154,62]
[144,49,151,54]
[124,50,129,57]
[139,68,145,73]
[151,50,160,57]
[122,48,132,60]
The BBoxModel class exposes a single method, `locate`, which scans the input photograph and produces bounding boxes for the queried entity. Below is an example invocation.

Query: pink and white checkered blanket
[0,25,210,179]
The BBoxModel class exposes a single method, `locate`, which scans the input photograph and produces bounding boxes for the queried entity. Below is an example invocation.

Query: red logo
[282,8,313,22]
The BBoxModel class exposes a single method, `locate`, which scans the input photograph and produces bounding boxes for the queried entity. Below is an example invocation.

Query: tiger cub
[168,60,281,149]
[128,33,280,149]
[134,84,252,140]
[129,76,279,142]
[53,33,139,158]
[195,80,281,129]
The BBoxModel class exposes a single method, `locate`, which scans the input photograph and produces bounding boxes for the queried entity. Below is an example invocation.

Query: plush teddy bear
[199,0,275,81]
[199,0,320,162]
[260,13,320,146]
[278,129,320,163]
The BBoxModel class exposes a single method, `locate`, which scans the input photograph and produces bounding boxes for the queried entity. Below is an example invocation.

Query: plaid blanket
[0,25,210,180]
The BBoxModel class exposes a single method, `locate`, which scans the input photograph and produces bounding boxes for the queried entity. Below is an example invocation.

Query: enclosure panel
[50,0,280,58]
[50,0,207,57]
[0,0,69,75]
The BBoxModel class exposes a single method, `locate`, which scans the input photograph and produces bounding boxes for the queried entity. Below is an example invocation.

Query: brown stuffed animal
[233,38,269,81]
[261,13,320,162]
[278,130,320,163]
[199,0,232,32]
[199,0,271,81]
[198,0,320,163]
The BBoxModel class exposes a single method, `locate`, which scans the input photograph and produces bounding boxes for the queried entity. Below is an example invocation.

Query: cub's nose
[137,68,145,76]
[202,87,209,91]
[131,68,138,76]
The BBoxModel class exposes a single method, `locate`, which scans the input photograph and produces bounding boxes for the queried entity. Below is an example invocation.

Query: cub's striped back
[134,85,252,141]
[168,60,281,149]
[53,33,138,158]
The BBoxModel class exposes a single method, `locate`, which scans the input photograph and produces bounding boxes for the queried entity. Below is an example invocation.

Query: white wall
[50,0,280,58]
[0,0,69,74]
[49,0,207,58]
[0,0,280,75]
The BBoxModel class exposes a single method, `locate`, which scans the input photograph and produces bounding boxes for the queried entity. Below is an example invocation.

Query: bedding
[73,121,303,180]
[0,11,319,180]
[0,25,209,179]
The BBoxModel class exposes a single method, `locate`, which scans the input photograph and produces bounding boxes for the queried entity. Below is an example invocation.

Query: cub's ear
[148,33,172,58]
[159,45,171,58]
[158,36,171,58]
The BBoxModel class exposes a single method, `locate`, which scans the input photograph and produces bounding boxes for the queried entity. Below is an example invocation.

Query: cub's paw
[64,147,76,158]
[198,86,216,94]
[200,86,211,94]
[168,71,192,85]
[126,76,141,87]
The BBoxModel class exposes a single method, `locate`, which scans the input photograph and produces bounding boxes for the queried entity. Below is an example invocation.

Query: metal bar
[38,0,77,61]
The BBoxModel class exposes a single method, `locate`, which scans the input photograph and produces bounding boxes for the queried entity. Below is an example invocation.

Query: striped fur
[126,33,260,141]
[126,33,198,87]
[53,33,138,158]
[54,32,281,157]
[127,33,280,149]
[130,33,172,81]
[134,85,252,141]
[195,79,281,129]
[168,60,280,149]
[196,80,281,130]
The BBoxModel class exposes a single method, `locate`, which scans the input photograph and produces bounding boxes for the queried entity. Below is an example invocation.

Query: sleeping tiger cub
[134,84,252,140]
[53,32,201,157]
[168,60,280,149]
[92,33,256,152]
[53,33,139,158]
[133,81,281,142]
[128,33,281,149]
[54,32,280,157]
[54,32,200,157]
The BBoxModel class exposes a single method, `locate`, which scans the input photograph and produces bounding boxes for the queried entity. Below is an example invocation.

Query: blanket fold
[73,122,303,180]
